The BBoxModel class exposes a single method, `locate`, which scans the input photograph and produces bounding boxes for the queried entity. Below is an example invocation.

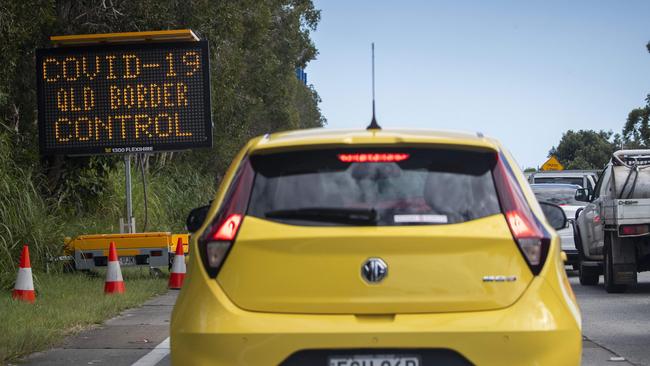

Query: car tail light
[493,153,550,274]
[199,159,254,278]
[150,250,163,257]
[212,214,242,240]
[337,153,410,163]
[206,242,230,268]
[204,214,242,269]
[619,224,650,236]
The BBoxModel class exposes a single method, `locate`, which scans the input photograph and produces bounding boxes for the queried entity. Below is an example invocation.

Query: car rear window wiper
[265,207,377,225]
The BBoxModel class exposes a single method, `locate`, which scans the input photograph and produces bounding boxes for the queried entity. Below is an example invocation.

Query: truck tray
[604,199,650,227]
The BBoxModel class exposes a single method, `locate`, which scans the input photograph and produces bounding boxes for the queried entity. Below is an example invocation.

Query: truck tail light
[619,224,650,236]
[199,160,254,278]
[493,153,550,274]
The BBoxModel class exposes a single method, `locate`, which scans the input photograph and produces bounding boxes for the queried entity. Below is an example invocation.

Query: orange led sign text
[36,41,211,155]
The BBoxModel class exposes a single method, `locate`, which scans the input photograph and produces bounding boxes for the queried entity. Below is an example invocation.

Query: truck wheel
[604,239,627,293]
[578,262,599,286]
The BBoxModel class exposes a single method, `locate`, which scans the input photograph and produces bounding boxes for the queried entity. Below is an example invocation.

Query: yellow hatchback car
[171,128,581,366]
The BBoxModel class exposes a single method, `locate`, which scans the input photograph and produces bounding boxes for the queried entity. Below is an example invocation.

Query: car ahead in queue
[530,183,585,268]
[528,170,598,193]
[171,129,581,366]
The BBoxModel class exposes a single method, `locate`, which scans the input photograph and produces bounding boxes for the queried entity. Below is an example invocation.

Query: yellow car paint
[218,215,534,314]
[171,128,581,365]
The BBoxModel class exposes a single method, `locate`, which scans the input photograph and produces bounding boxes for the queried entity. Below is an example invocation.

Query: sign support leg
[124,154,135,233]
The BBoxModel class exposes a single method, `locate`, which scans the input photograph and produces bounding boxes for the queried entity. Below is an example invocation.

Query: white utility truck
[574,150,650,293]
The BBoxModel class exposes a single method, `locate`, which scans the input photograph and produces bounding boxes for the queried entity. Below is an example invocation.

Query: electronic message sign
[36,41,211,155]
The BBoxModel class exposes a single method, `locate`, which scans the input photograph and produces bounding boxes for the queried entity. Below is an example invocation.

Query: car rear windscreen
[532,186,581,206]
[247,147,501,226]
[534,177,583,187]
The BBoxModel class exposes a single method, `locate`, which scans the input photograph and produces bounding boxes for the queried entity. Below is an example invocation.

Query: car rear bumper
[171,271,581,366]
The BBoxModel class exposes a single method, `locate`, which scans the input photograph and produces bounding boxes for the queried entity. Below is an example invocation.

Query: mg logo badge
[362,258,388,284]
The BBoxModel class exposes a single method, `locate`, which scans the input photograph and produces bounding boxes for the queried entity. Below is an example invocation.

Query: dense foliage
[549,130,619,170]
[623,94,650,149]
[0,1,324,282]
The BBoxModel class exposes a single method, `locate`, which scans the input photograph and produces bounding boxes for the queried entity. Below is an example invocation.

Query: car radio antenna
[367,42,381,130]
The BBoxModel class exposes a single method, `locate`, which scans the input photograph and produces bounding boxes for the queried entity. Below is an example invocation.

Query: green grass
[0,268,168,363]
[0,136,212,363]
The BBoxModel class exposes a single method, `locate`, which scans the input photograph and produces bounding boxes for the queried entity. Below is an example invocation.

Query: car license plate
[328,355,420,366]
[118,256,136,266]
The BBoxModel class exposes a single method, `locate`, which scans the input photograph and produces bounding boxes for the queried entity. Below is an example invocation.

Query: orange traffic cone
[168,237,186,289]
[104,242,125,294]
[12,245,35,303]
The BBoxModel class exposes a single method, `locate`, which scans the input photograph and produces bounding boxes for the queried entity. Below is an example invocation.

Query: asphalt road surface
[22,292,175,366]
[20,271,650,366]
[574,271,650,366]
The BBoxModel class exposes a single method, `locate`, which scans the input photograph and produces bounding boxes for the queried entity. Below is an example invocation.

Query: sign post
[123,155,135,233]
[36,30,212,233]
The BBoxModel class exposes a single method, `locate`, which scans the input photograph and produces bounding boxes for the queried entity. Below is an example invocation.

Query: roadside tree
[549,130,617,170]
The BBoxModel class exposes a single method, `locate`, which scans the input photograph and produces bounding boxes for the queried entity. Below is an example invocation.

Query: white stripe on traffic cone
[15,267,35,291]
[106,261,124,282]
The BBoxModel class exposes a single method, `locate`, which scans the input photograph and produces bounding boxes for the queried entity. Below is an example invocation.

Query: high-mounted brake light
[338,153,410,163]
[493,153,550,274]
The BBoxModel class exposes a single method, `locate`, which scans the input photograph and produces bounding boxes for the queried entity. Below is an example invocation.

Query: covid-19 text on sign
[36,41,212,155]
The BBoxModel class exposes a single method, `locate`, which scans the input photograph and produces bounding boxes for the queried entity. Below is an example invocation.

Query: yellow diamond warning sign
[541,156,564,171]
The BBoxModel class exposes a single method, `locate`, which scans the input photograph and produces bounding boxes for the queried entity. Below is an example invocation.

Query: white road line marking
[131,337,170,366]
